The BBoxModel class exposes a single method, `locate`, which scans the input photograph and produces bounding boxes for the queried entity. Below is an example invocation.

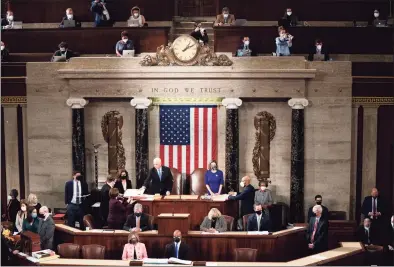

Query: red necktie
[311,218,319,242]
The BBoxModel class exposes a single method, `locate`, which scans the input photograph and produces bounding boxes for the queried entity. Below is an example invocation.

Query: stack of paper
[247,231,269,235]
[124,189,143,197]
[168,257,192,265]
[211,194,229,202]
[142,258,169,264]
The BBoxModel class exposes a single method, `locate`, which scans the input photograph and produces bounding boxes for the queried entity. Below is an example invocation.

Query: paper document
[291,226,304,230]
[247,231,269,235]
[26,257,39,263]
[143,258,169,264]
[88,229,104,233]
[168,257,192,265]
[311,254,327,260]
[206,263,218,266]
[124,189,143,197]
[91,202,100,208]
[211,194,229,201]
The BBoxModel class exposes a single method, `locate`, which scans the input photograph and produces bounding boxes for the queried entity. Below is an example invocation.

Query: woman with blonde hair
[122,232,148,260]
[200,208,227,233]
[27,193,42,212]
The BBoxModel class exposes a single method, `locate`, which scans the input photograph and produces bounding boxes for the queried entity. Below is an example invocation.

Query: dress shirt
[136,216,141,229]
[175,241,181,258]
[364,227,370,243]
[122,181,127,192]
[71,180,81,204]
[256,214,262,231]
[371,197,377,213]
[157,168,162,180]
[316,48,321,54]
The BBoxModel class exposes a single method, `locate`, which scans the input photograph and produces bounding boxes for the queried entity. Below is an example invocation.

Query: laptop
[12,21,23,29]
[127,20,139,27]
[63,20,76,28]
[374,20,386,27]
[313,54,325,61]
[122,50,135,57]
[52,56,67,62]
[237,49,251,57]
[234,19,247,26]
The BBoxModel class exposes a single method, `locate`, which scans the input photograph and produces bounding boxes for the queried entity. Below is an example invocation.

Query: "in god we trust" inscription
[151,87,221,94]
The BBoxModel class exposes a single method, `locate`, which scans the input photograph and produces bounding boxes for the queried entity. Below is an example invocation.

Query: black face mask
[173,237,181,243]
[129,239,137,244]
[135,212,141,217]
[316,201,322,205]
[212,217,217,222]
[121,175,127,179]
[256,210,262,215]
[76,175,82,181]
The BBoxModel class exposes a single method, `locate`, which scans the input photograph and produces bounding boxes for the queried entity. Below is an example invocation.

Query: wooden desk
[157,213,190,235]
[138,196,238,230]
[214,26,393,54]
[1,27,170,54]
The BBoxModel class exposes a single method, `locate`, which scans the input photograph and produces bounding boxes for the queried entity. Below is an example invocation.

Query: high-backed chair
[242,213,254,231]
[171,168,182,195]
[81,244,106,259]
[147,214,155,230]
[190,168,207,195]
[233,248,258,262]
[83,214,96,229]
[222,215,234,231]
[57,243,81,259]
[328,211,346,220]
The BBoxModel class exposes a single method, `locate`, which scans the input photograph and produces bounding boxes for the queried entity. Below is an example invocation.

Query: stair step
[174,28,214,34]
[174,21,214,28]
[174,16,216,22]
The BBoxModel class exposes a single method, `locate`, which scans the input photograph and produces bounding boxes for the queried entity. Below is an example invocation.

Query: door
[179,0,218,17]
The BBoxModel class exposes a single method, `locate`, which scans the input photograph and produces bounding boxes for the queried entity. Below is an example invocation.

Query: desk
[214,26,393,54]
[138,196,238,230]
[1,27,170,54]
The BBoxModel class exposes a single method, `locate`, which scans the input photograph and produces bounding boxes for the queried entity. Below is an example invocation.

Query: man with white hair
[306,205,329,253]
[140,158,173,195]
[123,203,151,232]
[38,206,55,250]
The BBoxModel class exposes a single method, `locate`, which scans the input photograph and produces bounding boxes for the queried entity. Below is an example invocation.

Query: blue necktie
[175,243,179,258]
[158,169,162,181]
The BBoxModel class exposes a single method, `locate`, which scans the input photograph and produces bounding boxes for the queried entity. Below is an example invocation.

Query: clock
[171,35,200,65]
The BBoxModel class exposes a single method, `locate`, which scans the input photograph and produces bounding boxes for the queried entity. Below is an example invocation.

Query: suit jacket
[356,226,377,245]
[114,179,132,195]
[190,31,209,45]
[247,213,272,231]
[64,179,88,205]
[7,199,20,224]
[37,216,55,250]
[1,18,12,28]
[122,242,148,260]
[307,205,329,222]
[361,196,386,219]
[100,184,111,221]
[164,242,189,260]
[143,166,173,195]
[306,217,329,252]
[308,45,330,61]
[59,16,81,28]
[214,14,235,25]
[123,213,151,231]
[107,198,126,228]
[228,184,255,217]
[200,216,227,232]
[278,15,298,28]
[51,49,77,61]
[235,43,257,57]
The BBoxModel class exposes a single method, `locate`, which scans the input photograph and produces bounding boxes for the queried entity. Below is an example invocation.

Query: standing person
[307,195,329,222]
[275,28,293,56]
[27,194,41,215]
[205,160,224,195]
[164,230,190,260]
[22,207,39,233]
[115,31,134,57]
[227,176,255,218]
[100,175,115,226]
[15,200,28,233]
[65,170,89,230]
[279,8,298,28]
[4,189,20,224]
[306,205,329,254]
[37,206,55,250]
[114,170,132,195]
[107,188,126,229]
[254,180,273,215]
[90,0,110,27]
[140,158,173,196]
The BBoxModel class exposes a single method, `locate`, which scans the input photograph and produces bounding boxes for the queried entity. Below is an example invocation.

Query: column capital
[130,97,152,109]
[221,98,242,109]
[66,98,88,109]
[288,98,309,109]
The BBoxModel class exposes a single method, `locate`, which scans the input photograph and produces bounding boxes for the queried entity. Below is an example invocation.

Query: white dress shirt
[71,180,81,204]
[256,214,262,231]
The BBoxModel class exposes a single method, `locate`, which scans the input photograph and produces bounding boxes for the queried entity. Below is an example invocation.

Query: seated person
[307,194,329,222]
[15,200,28,233]
[91,0,111,27]
[59,8,81,28]
[38,206,55,250]
[164,230,190,260]
[278,8,298,28]
[356,218,378,246]
[116,31,134,57]
[204,160,224,195]
[235,36,256,57]
[22,207,39,233]
[123,203,151,232]
[51,42,76,62]
[190,23,209,45]
[308,39,330,61]
[214,7,235,26]
[114,169,132,195]
[1,11,15,30]
[128,6,146,27]
[369,9,386,26]
[247,204,272,231]
[1,41,9,61]
[107,188,126,229]
[200,208,227,233]
[254,181,273,215]
[122,232,148,260]
[275,28,293,56]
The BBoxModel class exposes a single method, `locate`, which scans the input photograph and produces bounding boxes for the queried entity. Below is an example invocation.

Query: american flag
[159,105,218,175]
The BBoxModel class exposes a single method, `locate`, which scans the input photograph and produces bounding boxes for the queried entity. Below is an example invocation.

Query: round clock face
[172,35,199,63]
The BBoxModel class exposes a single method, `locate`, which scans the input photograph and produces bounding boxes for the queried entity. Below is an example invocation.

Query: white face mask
[239,182,245,187]
[244,41,250,46]
[316,45,322,50]
[260,186,266,191]
[195,27,200,32]
[133,13,139,17]
[374,12,379,18]
[67,14,73,19]
[21,206,26,212]
[223,13,229,18]
[287,12,292,16]
[123,38,128,43]
[60,48,66,52]
[200,28,205,33]
[1,46,4,51]
[7,15,14,21]
[7,195,12,200]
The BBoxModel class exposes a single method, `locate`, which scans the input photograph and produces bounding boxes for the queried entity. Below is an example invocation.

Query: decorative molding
[151,97,223,105]
[130,98,152,109]
[352,97,394,106]
[222,98,242,109]
[288,98,309,109]
[66,98,88,109]
[1,96,27,104]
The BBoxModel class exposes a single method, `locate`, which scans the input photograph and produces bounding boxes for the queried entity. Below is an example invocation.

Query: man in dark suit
[278,8,298,28]
[308,39,330,61]
[51,42,77,62]
[123,203,151,232]
[307,205,329,254]
[59,8,81,28]
[307,194,329,222]
[140,158,173,195]
[3,189,20,225]
[1,11,15,30]
[356,218,377,245]
[227,176,255,218]
[100,175,115,226]
[38,206,55,250]
[385,215,394,265]
[247,204,272,231]
[164,230,190,260]
[65,170,88,230]
[362,188,386,223]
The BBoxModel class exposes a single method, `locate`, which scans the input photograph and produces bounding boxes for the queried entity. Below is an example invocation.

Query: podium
[157,213,190,235]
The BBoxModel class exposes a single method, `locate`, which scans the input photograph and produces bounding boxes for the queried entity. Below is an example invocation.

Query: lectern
[157,213,190,235]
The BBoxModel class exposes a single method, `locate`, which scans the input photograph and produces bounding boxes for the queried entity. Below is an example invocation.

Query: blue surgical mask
[32,213,37,218]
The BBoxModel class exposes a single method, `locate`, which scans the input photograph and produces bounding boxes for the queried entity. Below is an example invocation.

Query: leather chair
[147,214,155,230]
[81,244,106,259]
[171,168,182,195]
[233,248,258,262]
[57,243,81,259]
[83,214,96,229]
[222,215,234,231]
[190,168,207,195]
[242,213,254,231]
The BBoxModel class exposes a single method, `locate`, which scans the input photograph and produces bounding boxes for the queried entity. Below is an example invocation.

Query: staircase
[172,16,216,47]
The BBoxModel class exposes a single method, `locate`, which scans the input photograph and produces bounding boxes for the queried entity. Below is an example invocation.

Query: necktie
[372,198,376,214]
[175,243,179,258]
[366,229,370,244]
[133,245,137,260]
[257,216,261,231]
[76,181,81,204]
[311,218,319,242]
[158,169,162,181]
[136,217,140,229]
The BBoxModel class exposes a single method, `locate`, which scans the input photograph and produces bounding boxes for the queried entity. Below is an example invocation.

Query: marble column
[288,98,309,223]
[350,104,360,220]
[131,98,152,188]
[222,98,242,193]
[66,98,88,180]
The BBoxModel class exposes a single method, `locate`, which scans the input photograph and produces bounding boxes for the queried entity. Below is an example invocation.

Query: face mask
[240,182,245,188]
[211,165,217,170]
[316,201,322,205]
[287,12,292,16]
[364,226,370,230]
[7,15,14,21]
[32,213,37,219]
[195,27,200,32]
[1,46,4,51]
[316,45,322,50]
[130,239,137,244]
[123,38,128,43]
[60,48,66,52]
[7,195,12,200]
[223,13,229,18]
[21,206,26,212]
[121,175,127,179]
[67,14,73,19]
[135,212,141,217]
[173,237,181,243]
[260,186,266,191]
[374,13,379,18]
[75,175,81,180]
[133,13,139,17]
[244,41,250,46]
[200,28,205,33]
[256,210,262,215]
